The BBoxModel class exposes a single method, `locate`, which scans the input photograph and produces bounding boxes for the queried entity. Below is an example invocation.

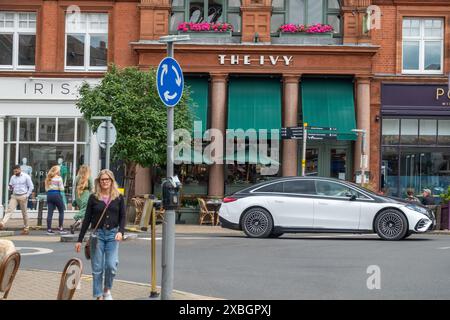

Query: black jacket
[421,195,436,206]
[77,194,126,242]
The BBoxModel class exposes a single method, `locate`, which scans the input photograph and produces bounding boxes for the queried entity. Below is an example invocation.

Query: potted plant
[176,197,200,225]
[177,22,234,38]
[439,187,450,230]
[277,23,334,44]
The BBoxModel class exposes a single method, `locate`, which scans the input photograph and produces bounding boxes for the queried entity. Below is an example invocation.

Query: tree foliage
[76,65,193,168]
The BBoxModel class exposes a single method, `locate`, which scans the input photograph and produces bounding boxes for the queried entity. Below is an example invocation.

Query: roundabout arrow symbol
[172,65,182,87]
[160,64,168,86]
[164,90,178,101]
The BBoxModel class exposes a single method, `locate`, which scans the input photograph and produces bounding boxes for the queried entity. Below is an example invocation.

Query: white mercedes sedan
[219,177,435,240]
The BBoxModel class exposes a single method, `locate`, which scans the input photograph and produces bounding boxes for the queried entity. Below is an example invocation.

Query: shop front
[134,43,377,197]
[381,84,450,201]
[0,77,101,214]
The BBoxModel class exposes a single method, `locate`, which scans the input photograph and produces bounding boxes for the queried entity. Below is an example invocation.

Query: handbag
[84,202,110,260]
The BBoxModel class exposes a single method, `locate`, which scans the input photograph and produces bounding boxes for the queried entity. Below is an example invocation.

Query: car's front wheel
[241,207,273,238]
[375,209,408,241]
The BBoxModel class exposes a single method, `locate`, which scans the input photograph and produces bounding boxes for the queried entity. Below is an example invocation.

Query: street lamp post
[158,34,189,300]
[352,129,367,185]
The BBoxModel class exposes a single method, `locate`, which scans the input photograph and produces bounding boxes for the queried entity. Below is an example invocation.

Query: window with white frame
[65,13,108,71]
[0,12,36,70]
[402,18,444,74]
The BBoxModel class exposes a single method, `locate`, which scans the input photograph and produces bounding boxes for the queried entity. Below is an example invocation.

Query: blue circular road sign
[156,57,184,107]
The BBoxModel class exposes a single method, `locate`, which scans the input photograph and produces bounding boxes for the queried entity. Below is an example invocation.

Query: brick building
[0,0,141,212]
[0,0,449,211]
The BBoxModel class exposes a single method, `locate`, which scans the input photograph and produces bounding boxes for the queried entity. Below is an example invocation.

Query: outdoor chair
[57,258,83,300]
[131,196,145,225]
[197,198,215,225]
[0,251,21,300]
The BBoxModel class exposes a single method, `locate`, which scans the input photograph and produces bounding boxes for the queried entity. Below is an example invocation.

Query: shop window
[170,0,241,33]
[0,12,36,70]
[402,18,443,74]
[380,146,399,196]
[77,118,87,142]
[438,120,450,145]
[419,119,437,145]
[272,0,341,35]
[39,118,56,142]
[3,116,88,210]
[400,119,418,145]
[19,118,36,142]
[65,13,108,71]
[382,119,399,145]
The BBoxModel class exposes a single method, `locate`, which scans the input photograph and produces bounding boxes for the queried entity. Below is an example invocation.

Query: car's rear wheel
[375,209,408,241]
[241,207,273,238]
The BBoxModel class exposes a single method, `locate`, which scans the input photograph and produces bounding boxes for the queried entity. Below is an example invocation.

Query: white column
[0,117,4,215]
[355,78,371,182]
[89,131,100,179]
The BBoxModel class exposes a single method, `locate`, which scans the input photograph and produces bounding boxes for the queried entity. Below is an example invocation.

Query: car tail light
[223,197,238,203]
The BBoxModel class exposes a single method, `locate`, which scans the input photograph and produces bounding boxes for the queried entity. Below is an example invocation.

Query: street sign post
[92,116,114,170]
[157,35,189,300]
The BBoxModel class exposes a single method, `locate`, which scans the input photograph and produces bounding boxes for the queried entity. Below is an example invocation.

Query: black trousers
[47,192,65,230]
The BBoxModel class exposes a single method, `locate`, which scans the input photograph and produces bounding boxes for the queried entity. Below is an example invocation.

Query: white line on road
[16,247,54,256]
[437,247,450,250]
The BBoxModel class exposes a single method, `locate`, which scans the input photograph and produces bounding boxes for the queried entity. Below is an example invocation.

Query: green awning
[301,79,357,141]
[185,77,208,134]
[228,78,281,132]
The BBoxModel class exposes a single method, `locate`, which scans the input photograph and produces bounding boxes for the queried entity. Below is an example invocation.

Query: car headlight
[405,204,430,217]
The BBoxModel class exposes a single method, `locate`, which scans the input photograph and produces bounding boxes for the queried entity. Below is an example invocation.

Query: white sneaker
[103,291,113,300]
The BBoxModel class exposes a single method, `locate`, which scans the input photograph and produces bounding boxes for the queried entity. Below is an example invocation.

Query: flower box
[441,202,450,230]
[177,30,233,38]
[277,31,334,45]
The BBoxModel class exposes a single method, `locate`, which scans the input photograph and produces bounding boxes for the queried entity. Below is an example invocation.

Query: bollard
[37,198,43,227]
[150,207,159,298]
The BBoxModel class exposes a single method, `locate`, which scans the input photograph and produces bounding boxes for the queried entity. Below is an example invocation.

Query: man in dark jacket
[421,188,435,205]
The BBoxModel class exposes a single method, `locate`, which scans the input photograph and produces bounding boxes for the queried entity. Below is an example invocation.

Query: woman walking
[75,169,126,300]
[70,165,93,234]
[45,166,67,235]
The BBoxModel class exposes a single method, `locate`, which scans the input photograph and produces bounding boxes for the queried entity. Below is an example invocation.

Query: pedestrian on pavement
[0,165,33,235]
[45,165,67,235]
[421,188,436,206]
[405,188,420,203]
[70,165,93,234]
[75,169,125,300]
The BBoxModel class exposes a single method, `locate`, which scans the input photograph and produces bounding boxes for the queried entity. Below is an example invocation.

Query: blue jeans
[91,227,119,298]
[47,192,65,230]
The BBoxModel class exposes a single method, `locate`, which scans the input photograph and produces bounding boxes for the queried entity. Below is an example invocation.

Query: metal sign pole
[161,41,175,300]
[105,119,110,170]
[302,122,307,177]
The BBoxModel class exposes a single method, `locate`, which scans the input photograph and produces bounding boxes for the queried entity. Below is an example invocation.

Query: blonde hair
[45,165,60,190]
[76,165,91,198]
[94,169,121,201]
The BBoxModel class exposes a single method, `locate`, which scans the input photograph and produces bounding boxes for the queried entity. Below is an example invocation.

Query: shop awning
[227,78,282,132]
[185,77,208,134]
[301,79,357,141]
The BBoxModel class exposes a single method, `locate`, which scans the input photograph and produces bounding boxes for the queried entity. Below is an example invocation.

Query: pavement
[1,218,236,300]
[7,269,221,300]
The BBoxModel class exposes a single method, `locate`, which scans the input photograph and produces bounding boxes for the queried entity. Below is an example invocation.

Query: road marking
[15,247,54,256]
[437,247,450,250]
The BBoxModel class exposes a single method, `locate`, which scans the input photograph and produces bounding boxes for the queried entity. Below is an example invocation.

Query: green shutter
[185,77,208,134]
[228,78,282,131]
[301,78,357,141]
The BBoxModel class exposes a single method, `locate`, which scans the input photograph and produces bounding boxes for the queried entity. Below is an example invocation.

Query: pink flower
[177,22,233,32]
[279,22,333,34]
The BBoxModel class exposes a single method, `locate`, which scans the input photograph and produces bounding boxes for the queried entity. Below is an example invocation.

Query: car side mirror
[346,193,357,201]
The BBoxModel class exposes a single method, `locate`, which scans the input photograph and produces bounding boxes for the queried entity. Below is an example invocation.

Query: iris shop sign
[0,78,101,100]
[218,55,294,66]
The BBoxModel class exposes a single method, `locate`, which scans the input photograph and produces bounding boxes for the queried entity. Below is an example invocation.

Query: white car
[219,177,435,240]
